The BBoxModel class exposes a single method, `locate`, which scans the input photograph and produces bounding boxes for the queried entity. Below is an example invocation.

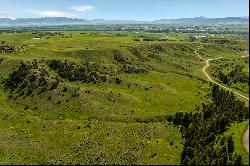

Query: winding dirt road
[203,58,249,101]
[243,126,249,153]
[196,46,249,153]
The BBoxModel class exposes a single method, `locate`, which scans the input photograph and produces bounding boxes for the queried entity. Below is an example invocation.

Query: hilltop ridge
[0,16,248,26]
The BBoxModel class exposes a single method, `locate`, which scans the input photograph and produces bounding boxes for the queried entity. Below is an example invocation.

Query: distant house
[194,35,207,39]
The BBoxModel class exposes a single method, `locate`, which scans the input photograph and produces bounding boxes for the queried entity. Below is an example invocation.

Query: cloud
[70,4,95,12]
[40,11,77,17]
[25,10,77,18]
[0,16,17,20]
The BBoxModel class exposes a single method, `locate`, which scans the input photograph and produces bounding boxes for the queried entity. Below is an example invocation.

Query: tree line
[214,65,248,85]
[48,60,108,84]
[2,60,59,98]
[167,85,249,165]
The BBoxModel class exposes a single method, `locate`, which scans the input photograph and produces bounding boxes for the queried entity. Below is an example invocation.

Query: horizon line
[0,16,248,21]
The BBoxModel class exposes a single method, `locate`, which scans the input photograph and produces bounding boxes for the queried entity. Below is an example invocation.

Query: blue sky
[0,0,248,20]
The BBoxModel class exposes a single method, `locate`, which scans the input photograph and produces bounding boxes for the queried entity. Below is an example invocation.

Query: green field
[0,31,248,164]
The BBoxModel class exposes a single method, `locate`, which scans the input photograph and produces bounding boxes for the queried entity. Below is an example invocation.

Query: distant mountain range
[0,16,248,26]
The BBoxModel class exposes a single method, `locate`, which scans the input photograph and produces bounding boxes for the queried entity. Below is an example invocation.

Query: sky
[0,0,248,20]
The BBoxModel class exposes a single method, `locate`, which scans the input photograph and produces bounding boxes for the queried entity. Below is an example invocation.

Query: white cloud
[0,16,17,20]
[40,11,77,17]
[70,4,95,12]
[25,10,77,18]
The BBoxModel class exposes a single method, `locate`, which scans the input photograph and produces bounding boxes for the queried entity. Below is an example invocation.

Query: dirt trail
[203,58,249,101]
[243,126,249,153]
[196,46,249,153]
[194,46,205,61]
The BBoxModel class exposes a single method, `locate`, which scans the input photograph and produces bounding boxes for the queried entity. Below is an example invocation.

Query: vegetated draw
[0,45,18,53]
[167,85,249,165]
[120,64,149,74]
[214,65,249,85]
[2,60,60,98]
[48,60,109,84]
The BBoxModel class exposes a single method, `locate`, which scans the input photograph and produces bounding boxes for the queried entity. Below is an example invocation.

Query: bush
[121,65,149,74]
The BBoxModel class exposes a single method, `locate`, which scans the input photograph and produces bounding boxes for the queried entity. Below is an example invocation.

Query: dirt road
[243,126,249,153]
[196,46,249,153]
[203,58,249,101]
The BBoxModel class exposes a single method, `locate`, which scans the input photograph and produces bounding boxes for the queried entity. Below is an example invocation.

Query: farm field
[0,31,248,165]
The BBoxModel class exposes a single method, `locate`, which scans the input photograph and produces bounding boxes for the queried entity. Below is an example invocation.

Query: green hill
[0,31,248,164]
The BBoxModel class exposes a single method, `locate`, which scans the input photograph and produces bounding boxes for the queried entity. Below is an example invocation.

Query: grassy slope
[222,120,249,165]
[0,32,248,164]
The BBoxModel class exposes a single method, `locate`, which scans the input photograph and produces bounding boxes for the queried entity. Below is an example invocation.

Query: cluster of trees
[215,65,248,84]
[134,38,142,42]
[147,53,161,60]
[32,32,72,39]
[0,45,17,53]
[134,37,170,42]
[148,44,165,54]
[228,46,246,52]
[213,39,237,45]
[167,85,248,165]
[120,65,149,74]
[116,33,128,37]
[113,51,126,64]
[48,60,108,84]
[141,37,157,41]
[89,33,98,37]
[2,60,59,98]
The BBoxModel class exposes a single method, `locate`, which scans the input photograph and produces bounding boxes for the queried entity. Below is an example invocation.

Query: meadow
[0,30,248,164]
